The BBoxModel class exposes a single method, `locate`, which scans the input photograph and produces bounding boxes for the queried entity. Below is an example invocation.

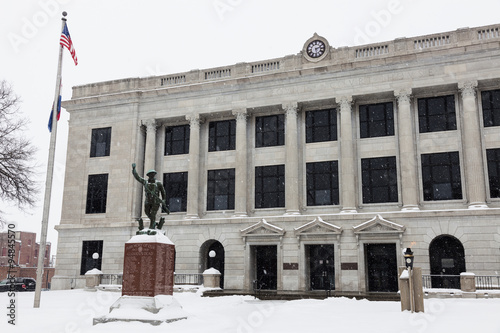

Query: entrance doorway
[201,240,225,288]
[253,245,277,290]
[306,244,335,291]
[429,235,465,289]
[365,243,398,292]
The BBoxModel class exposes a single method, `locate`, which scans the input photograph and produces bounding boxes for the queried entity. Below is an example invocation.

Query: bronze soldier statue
[132,163,169,230]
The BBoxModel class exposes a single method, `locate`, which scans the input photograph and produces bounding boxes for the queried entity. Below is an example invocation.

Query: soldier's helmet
[146,169,157,177]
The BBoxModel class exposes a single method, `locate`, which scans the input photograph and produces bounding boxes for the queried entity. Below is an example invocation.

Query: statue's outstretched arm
[131,163,145,184]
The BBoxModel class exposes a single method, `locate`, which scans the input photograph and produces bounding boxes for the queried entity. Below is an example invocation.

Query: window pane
[421,151,462,201]
[209,120,236,152]
[86,174,108,214]
[90,127,111,157]
[359,103,394,138]
[361,156,398,204]
[165,125,190,155]
[487,148,500,198]
[418,95,456,133]
[207,169,235,210]
[482,89,500,127]
[256,115,285,148]
[306,109,337,143]
[255,165,285,208]
[306,161,339,206]
[164,172,188,212]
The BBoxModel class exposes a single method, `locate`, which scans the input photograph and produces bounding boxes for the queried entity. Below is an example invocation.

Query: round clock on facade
[302,33,329,62]
[306,40,326,58]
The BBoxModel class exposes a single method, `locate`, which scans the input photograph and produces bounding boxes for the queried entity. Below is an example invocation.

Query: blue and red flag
[48,95,61,132]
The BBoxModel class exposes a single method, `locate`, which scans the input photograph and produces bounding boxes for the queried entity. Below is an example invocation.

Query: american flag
[60,23,78,65]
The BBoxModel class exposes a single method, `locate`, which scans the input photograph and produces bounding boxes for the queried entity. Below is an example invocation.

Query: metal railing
[422,274,500,290]
[174,273,203,285]
[100,273,123,285]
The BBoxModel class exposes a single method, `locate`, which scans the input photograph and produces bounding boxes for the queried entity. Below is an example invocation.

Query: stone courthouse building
[52,24,500,293]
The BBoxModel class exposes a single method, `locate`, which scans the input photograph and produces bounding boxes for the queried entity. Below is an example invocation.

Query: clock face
[306,40,326,58]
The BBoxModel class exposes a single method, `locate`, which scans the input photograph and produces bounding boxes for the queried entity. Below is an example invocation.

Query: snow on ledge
[126,232,174,245]
[203,268,221,275]
[85,268,103,275]
[460,272,475,276]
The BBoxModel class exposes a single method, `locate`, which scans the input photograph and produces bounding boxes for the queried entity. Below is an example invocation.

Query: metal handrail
[174,273,203,285]
[422,274,500,290]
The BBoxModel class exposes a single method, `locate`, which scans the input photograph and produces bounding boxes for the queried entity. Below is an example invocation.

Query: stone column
[338,96,357,213]
[142,119,157,174]
[233,109,248,217]
[186,114,201,219]
[395,89,419,210]
[284,102,300,215]
[459,81,488,208]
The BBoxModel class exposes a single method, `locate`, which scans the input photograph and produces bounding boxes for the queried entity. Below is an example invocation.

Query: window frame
[85,174,108,214]
[481,89,500,127]
[418,95,457,133]
[207,168,235,211]
[421,151,463,201]
[165,124,190,156]
[305,108,338,143]
[208,119,236,152]
[359,102,394,138]
[361,156,399,204]
[90,127,112,158]
[163,172,188,212]
[255,165,285,209]
[255,114,285,148]
[306,160,339,206]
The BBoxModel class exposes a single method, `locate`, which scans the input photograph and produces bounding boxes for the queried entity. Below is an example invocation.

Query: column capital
[458,80,478,98]
[394,88,412,104]
[141,119,157,132]
[283,102,299,113]
[337,96,353,112]
[186,113,203,126]
[232,108,248,122]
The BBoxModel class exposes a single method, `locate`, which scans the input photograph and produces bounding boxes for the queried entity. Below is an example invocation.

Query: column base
[468,203,488,209]
[340,208,357,214]
[401,205,420,211]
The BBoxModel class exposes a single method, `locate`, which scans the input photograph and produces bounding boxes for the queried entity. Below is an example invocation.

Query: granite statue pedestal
[94,231,187,326]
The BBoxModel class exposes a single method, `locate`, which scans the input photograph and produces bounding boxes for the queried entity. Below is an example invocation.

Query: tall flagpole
[34,11,67,308]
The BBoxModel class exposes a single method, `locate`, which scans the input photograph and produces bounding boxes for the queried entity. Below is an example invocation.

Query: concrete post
[460,272,476,292]
[398,267,424,312]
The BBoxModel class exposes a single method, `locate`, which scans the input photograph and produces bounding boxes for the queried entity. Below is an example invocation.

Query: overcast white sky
[1,0,500,251]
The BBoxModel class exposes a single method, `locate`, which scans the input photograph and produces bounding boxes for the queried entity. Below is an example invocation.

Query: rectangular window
[486,148,500,198]
[482,89,500,127]
[255,165,285,208]
[80,240,103,275]
[418,95,456,133]
[90,127,111,157]
[255,114,285,148]
[306,161,339,206]
[359,102,394,138]
[421,152,462,201]
[209,119,236,152]
[361,156,398,204]
[165,124,190,155]
[85,174,108,214]
[163,172,188,212]
[207,169,235,210]
[306,108,337,143]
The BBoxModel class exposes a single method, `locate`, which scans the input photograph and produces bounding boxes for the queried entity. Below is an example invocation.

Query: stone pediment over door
[294,216,342,242]
[352,215,405,246]
[240,219,285,243]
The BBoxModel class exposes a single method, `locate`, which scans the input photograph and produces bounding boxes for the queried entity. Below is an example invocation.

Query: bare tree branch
[0,80,39,226]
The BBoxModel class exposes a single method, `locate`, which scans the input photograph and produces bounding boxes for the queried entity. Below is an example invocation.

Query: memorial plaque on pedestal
[122,233,175,297]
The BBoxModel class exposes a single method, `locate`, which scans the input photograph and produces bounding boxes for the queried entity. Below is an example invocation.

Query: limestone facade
[53,24,500,292]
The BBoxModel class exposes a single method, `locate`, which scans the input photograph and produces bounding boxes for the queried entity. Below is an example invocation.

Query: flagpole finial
[62,11,67,21]
[62,11,67,16]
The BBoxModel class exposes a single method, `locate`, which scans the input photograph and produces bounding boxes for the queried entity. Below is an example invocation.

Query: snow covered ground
[1,288,500,333]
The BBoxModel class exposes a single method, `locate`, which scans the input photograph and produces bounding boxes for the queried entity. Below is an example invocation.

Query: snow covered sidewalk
[1,289,499,332]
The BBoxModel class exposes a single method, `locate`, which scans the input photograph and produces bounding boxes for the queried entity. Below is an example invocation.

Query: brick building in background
[0,231,54,288]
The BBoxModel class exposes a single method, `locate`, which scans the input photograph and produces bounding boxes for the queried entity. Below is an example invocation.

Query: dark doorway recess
[307,244,335,291]
[253,245,277,290]
[80,240,103,275]
[429,235,465,289]
[201,240,225,288]
[365,243,398,292]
